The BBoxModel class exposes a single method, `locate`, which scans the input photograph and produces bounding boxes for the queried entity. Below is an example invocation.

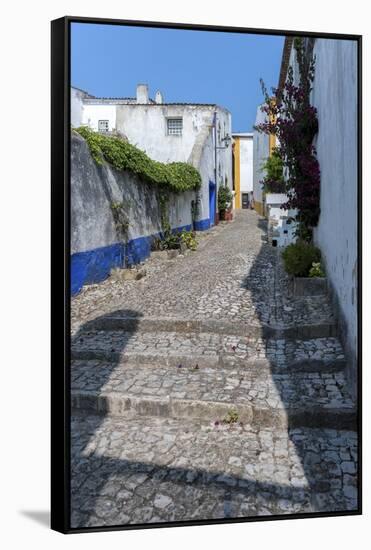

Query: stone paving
[71,360,354,413]
[72,331,345,367]
[70,210,358,528]
[71,213,335,334]
[71,414,358,528]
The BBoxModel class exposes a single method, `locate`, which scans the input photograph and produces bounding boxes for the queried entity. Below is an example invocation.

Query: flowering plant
[255,38,320,237]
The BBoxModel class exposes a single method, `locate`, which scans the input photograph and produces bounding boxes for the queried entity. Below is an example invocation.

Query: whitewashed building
[279,37,358,394]
[252,106,270,216]
[71,84,233,230]
[232,133,253,209]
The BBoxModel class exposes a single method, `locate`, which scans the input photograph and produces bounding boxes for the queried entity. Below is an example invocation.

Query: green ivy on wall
[75,127,202,193]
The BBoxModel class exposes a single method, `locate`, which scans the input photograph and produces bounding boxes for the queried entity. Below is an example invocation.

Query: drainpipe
[214,110,218,224]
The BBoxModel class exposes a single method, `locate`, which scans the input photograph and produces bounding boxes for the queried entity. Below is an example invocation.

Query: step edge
[70,351,347,373]
[71,389,357,429]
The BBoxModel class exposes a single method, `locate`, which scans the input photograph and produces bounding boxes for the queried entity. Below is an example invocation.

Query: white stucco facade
[81,104,117,133]
[71,87,89,128]
[253,106,270,212]
[71,84,233,227]
[239,135,253,194]
[284,38,359,392]
[266,194,289,221]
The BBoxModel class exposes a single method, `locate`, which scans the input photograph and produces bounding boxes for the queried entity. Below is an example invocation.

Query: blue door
[209,181,216,226]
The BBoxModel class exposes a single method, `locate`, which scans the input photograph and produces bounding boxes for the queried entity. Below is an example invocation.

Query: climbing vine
[110,201,130,267]
[158,191,171,236]
[75,126,202,193]
[110,201,130,242]
[255,37,320,239]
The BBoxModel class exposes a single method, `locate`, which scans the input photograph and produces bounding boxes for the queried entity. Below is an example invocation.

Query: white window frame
[167,117,183,136]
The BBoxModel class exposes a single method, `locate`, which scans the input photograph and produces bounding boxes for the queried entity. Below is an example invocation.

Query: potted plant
[281,241,327,296]
[218,185,233,221]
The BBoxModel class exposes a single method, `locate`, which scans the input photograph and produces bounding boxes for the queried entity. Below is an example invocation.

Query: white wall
[116,103,232,222]
[81,104,117,132]
[266,195,296,232]
[239,136,253,193]
[116,104,210,162]
[197,129,214,220]
[287,38,358,392]
[214,110,233,193]
[71,87,86,127]
[253,106,270,205]
[71,131,195,254]
[310,38,358,389]
[72,94,233,225]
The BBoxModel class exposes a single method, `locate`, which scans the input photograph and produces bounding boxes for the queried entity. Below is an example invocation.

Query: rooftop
[232,132,253,138]
[71,86,229,111]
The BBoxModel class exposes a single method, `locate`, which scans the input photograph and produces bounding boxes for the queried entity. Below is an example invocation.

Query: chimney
[155,90,164,104]
[136,83,149,104]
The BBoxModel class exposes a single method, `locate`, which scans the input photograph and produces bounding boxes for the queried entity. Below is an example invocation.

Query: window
[167,118,183,135]
[98,120,109,133]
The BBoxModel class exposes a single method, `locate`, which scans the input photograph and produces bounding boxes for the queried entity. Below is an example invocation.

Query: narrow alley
[70,210,357,528]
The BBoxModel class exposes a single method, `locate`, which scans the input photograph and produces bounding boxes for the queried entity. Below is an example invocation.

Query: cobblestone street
[71,210,358,528]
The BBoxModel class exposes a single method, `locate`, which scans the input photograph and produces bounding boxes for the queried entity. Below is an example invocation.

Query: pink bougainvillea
[255,38,321,236]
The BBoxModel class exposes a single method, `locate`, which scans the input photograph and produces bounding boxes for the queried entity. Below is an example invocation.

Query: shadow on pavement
[69,213,357,528]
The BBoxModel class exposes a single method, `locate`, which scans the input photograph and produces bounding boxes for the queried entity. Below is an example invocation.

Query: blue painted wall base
[71,220,210,295]
[71,243,123,295]
[194,218,210,231]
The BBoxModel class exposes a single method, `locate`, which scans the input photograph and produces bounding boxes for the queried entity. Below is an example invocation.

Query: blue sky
[71,23,284,132]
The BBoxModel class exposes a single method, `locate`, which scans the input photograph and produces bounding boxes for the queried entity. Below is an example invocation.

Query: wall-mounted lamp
[217,133,232,149]
[222,134,232,147]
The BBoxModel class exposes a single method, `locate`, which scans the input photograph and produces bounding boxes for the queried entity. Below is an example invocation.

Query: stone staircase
[70,313,357,528]
[71,321,355,431]
[70,212,358,528]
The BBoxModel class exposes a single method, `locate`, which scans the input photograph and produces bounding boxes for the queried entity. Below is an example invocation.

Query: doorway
[242,193,249,209]
[209,181,216,226]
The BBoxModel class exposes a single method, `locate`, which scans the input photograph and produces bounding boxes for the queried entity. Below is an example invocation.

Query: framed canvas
[51,16,362,533]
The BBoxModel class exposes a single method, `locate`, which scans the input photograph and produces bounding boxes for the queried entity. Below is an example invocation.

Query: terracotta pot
[224,209,233,221]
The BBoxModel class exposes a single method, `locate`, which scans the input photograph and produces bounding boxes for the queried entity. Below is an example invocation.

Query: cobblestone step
[72,349,346,376]
[70,412,358,528]
[71,330,346,371]
[71,361,355,430]
[70,211,358,528]
[71,351,346,374]
[77,316,338,339]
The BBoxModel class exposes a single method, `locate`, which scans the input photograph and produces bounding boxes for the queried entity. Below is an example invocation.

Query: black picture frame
[51,15,362,534]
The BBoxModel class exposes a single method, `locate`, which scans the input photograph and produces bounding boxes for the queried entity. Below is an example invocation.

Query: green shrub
[218,185,233,212]
[261,149,285,193]
[180,229,197,251]
[75,126,201,193]
[151,229,197,252]
[309,262,325,278]
[281,241,321,277]
[161,233,181,250]
[294,221,313,243]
